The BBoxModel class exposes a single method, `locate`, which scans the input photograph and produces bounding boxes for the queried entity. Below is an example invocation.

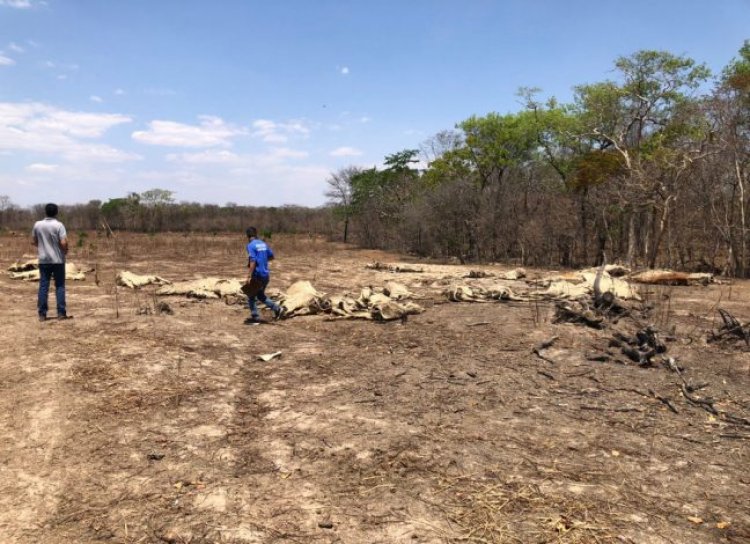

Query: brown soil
[0,232,748,544]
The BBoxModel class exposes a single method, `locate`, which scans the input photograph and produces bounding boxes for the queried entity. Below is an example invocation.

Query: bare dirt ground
[0,232,748,544]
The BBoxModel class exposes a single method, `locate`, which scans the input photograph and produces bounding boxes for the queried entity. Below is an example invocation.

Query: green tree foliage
[523,95,584,184]
[458,112,538,189]
[346,151,422,248]
[350,150,420,213]
[575,51,710,163]
[101,193,142,230]
[139,188,175,207]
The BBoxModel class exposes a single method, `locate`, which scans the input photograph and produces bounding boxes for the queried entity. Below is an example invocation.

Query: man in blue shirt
[244,226,285,324]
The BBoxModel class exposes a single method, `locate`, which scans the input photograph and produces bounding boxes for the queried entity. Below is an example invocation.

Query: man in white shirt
[32,203,69,321]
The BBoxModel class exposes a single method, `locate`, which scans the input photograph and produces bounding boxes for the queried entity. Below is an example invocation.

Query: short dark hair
[246,226,257,238]
[45,203,59,217]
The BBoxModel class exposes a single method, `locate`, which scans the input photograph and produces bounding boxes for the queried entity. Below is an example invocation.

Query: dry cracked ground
[0,232,748,544]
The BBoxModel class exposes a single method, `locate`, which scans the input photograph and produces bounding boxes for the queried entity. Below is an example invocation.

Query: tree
[458,112,538,190]
[420,129,463,164]
[0,195,16,228]
[325,166,360,242]
[101,193,141,230]
[456,112,542,259]
[0,195,12,212]
[723,40,750,93]
[521,92,603,264]
[343,150,422,249]
[137,189,175,231]
[573,50,711,267]
[705,41,750,275]
[140,188,175,207]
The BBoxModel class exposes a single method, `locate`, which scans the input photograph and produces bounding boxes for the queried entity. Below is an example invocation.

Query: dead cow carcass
[9,262,90,281]
[116,271,171,289]
[7,258,39,273]
[630,269,714,286]
[445,284,522,302]
[156,277,244,299]
[278,281,330,317]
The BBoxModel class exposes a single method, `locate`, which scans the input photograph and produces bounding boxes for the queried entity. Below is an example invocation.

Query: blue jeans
[247,276,279,318]
[38,263,66,317]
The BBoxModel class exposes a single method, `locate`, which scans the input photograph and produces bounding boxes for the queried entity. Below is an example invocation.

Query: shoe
[57,315,73,320]
[273,306,287,320]
[244,316,261,326]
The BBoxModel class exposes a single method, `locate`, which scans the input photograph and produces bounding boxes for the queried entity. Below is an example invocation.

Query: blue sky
[1,0,748,207]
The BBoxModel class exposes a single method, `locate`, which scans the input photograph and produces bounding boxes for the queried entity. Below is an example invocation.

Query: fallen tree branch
[615,387,679,414]
[467,321,491,327]
[648,388,679,414]
[680,383,750,426]
[537,370,555,380]
[708,308,750,346]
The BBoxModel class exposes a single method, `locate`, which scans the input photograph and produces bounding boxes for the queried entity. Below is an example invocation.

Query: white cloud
[167,147,308,166]
[0,53,14,66]
[0,0,33,8]
[0,163,136,205]
[2,136,334,207]
[329,146,363,157]
[252,119,286,143]
[89,95,103,103]
[340,66,350,75]
[42,61,78,79]
[0,102,137,162]
[26,162,58,172]
[158,147,317,200]
[359,116,371,123]
[132,115,246,148]
[251,118,311,143]
[140,158,330,206]
[114,88,125,95]
[8,42,24,53]
[23,108,131,137]
[62,144,139,162]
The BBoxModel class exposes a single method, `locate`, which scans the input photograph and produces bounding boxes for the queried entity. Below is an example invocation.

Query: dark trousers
[38,263,66,317]
[247,277,279,317]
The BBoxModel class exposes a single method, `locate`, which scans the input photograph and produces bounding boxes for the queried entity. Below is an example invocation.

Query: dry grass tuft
[433,475,617,543]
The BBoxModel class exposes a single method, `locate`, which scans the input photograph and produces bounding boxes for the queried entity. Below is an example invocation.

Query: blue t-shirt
[247,239,274,279]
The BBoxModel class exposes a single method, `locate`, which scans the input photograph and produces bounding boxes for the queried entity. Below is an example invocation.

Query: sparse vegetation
[0,232,748,543]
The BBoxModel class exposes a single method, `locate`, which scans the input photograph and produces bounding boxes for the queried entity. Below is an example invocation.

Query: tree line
[327,44,750,275]
[0,190,333,238]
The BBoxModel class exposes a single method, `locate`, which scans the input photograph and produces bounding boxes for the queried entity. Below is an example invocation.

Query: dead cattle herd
[0,232,748,544]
